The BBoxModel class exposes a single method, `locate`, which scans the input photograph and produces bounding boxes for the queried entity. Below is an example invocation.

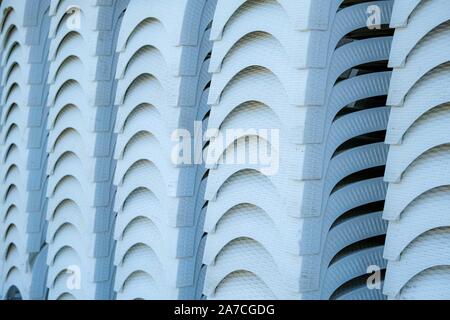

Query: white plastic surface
[384,0,450,300]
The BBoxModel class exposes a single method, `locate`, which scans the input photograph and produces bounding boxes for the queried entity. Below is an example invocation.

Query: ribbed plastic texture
[0,0,445,301]
[383,0,450,300]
